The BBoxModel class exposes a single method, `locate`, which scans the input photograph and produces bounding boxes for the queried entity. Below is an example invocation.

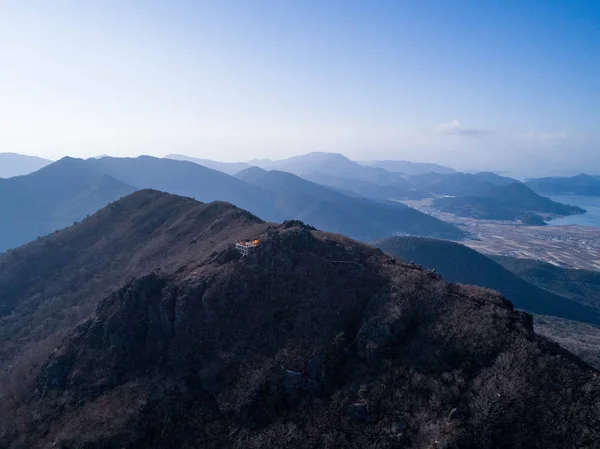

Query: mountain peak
[292,151,350,160]
[235,165,268,182]
[9,218,599,447]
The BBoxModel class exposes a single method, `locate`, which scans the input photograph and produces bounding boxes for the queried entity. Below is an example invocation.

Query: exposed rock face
[0,190,268,412]
[11,226,599,449]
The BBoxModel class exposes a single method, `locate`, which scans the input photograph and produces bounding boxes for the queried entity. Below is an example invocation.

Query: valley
[401,199,600,271]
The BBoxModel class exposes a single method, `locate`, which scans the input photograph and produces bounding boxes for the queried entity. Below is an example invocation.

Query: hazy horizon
[1,1,598,177]
[5,150,598,180]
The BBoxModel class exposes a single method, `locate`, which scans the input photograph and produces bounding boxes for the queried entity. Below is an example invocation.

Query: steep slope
[485,183,584,214]
[496,258,600,369]
[6,225,600,449]
[0,190,268,411]
[242,169,358,203]
[238,169,465,240]
[359,160,456,175]
[164,154,251,174]
[493,256,600,309]
[375,236,600,325]
[534,315,600,370]
[0,158,135,252]
[472,171,521,186]
[0,153,52,178]
[526,173,600,196]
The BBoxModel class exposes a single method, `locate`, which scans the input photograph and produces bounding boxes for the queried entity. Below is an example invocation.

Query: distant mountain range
[236,167,463,240]
[0,159,135,252]
[302,171,428,201]
[78,156,279,220]
[431,181,585,221]
[409,172,502,196]
[1,151,589,253]
[245,155,456,176]
[251,152,409,185]
[165,154,251,174]
[0,153,52,178]
[175,153,457,199]
[394,171,584,221]
[0,156,464,251]
[526,173,600,196]
[358,159,456,175]
[0,156,277,252]
[469,171,521,186]
[161,153,431,201]
[161,153,588,223]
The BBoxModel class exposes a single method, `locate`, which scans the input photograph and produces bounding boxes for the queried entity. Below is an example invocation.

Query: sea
[546,195,600,228]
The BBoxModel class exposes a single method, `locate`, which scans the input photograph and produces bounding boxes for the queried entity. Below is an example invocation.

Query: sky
[1,0,599,177]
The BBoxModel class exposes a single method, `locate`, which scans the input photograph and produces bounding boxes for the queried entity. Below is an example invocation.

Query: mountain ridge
[2,190,600,448]
[1,156,466,251]
[0,153,52,178]
[0,190,268,395]
[358,159,456,175]
[431,180,585,220]
[375,235,600,325]
[237,168,465,240]
[0,158,136,252]
[526,174,600,196]
[4,203,600,448]
[164,154,252,174]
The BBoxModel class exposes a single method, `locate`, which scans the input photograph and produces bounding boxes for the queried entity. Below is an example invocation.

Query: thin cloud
[519,131,572,142]
[438,119,493,137]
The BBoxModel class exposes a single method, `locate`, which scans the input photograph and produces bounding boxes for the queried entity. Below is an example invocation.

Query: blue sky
[1,0,598,176]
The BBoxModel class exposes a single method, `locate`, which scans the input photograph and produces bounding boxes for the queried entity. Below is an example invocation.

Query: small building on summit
[235,239,260,257]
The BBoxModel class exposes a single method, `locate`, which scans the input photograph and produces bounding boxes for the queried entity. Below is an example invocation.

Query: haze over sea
[548,195,600,228]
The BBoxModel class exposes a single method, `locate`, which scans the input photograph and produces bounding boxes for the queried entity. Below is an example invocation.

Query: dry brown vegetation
[535,315,600,370]
[1,191,600,448]
[375,236,600,325]
[0,190,268,436]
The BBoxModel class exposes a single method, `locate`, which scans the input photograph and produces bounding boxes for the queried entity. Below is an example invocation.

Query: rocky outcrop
[7,226,600,449]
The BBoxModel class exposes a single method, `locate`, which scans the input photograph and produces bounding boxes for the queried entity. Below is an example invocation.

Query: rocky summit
[0,192,597,448]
